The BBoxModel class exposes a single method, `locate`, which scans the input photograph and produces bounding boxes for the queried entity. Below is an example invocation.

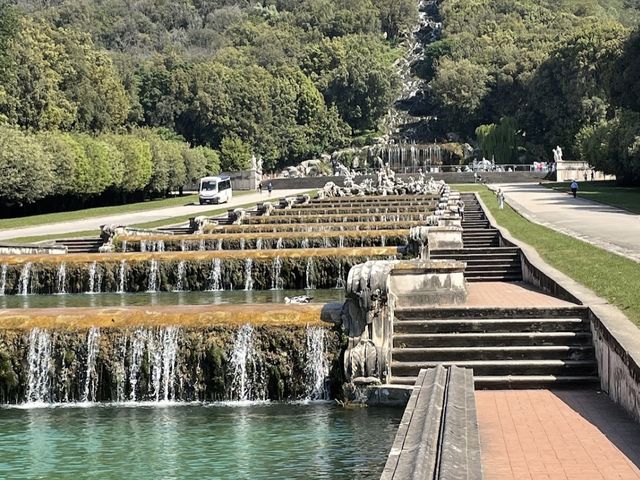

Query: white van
[199,176,233,205]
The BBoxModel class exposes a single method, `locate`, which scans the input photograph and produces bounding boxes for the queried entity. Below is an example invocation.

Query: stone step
[390,359,598,377]
[393,318,589,334]
[466,273,523,282]
[431,247,519,255]
[395,306,587,320]
[391,375,601,387]
[393,331,593,348]
[392,345,595,362]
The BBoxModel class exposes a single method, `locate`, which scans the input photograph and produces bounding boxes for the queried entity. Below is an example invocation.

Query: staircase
[54,238,104,253]
[431,247,522,282]
[461,193,490,229]
[390,306,599,388]
[463,228,499,248]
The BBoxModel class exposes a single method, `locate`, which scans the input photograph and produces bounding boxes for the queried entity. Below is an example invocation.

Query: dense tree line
[0,125,220,211]
[422,0,640,184]
[0,0,416,211]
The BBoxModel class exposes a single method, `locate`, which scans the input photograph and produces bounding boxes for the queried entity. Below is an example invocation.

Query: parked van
[199,176,233,205]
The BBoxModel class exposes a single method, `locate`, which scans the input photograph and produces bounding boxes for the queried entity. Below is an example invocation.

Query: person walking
[570,180,579,198]
[258,181,263,194]
[497,189,505,210]
[583,171,588,182]
[457,198,465,220]
[267,182,273,197]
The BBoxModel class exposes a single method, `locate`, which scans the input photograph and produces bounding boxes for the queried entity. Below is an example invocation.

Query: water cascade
[148,259,159,292]
[208,258,223,291]
[82,327,101,402]
[240,238,246,250]
[26,328,53,404]
[271,257,283,290]
[217,239,223,251]
[305,327,329,400]
[229,325,264,401]
[117,260,126,293]
[174,261,186,292]
[122,240,127,252]
[244,259,254,291]
[150,326,180,402]
[18,262,32,295]
[305,258,315,290]
[0,264,6,295]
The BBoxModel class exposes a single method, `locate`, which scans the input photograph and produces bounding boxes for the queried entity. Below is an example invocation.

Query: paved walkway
[492,183,640,262]
[476,389,640,480]
[464,282,575,308]
[0,189,308,242]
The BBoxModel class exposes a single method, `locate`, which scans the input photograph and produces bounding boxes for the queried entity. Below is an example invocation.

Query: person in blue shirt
[570,180,578,198]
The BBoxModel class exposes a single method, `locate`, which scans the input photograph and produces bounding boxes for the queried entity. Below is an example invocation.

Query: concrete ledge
[381,366,482,480]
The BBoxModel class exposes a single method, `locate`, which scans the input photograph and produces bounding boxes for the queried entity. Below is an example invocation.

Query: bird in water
[284,295,313,304]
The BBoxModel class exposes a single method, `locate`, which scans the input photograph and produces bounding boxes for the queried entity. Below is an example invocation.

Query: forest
[423,0,640,184]
[0,0,415,212]
[1,0,640,214]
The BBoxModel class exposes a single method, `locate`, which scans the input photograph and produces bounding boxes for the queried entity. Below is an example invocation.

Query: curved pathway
[493,183,640,263]
[0,189,309,242]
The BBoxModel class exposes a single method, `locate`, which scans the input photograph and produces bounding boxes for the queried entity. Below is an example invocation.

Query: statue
[553,146,563,163]
[250,155,257,171]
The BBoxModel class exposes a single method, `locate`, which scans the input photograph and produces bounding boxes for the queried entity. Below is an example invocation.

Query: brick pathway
[476,389,640,479]
[465,282,575,308]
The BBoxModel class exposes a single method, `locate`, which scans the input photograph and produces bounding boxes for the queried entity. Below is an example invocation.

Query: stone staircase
[390,306,599,388]
[431,247,522,282]
[54,238,104,253]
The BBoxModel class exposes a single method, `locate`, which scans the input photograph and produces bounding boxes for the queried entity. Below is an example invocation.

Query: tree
[220,136,252,172]
[103,134,153,192]
[475,117,521,164]
[74,134,125,194]
[38,131,91,196]
[0,126,53,206]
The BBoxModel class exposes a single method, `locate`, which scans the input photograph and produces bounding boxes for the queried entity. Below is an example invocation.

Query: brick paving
[465,282,575,308]
[476,389,640,480]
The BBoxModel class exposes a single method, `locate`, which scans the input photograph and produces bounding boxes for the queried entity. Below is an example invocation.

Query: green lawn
[544,181,640,214]
[465,185,640,326]
[0,191,255,231]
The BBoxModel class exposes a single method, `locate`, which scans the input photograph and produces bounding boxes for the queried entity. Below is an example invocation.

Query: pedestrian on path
[457,198,465,220]
[570,180,579,198]
[258,181,262,194]
[497,189,505,210]
[268,182,273,197]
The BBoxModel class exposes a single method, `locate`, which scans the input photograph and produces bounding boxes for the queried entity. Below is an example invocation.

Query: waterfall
[26,328,52,404]
[323,237,332,248]
[208,258,223,291]
[174,261,186,292]
[122,240,127,252]
[149,327,180,402]
[381,235,386,247]
[0,264,6,296]
[140,240,147,252]
[199,239,205,251]
[180,240,187,252]
[128,329,147,401]
[276,238,284,250]
[230,325,264,401]
[157,240,165,252]
[147,259,159,293]
[244,259,254,291]
[305,327,329,400]
[305,258,315,289]
[217,239,223,250]
[117,260,126,293]
[240,238,246,250]
[81,327,101,402]
[271,257,283,290]
[88,262,97,294]
[339,236,345,249]
[256,238,263,250]
[336,260,345,289]
[18,262,32,295]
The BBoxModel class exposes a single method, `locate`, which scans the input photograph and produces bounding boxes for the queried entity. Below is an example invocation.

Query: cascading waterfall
[199,239,205,251]
[88,262,97,294]
[339,236,345,249]
[174,261,186,292]
[157,240,165,252]
[244,259,254,291]
[180,240,187,252]
[305,258,315,289]
[122,240,127,253]
[140,240,147,252]
[335,261,345,289]
[271,238,284,290]
[18,262,32,295]
[0,264,7,296]
[117,260,126,293]
[147,259,159,292]
[256,239,263,250]
[82,327,101,402]
[305,327,329,400]
[381,235,386,247]
[208,258,223,291]
[217,239,223,251]
[128,329,146,401]
[240,238,246,250]
[229,325,264,401]
[26,328,53,404]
